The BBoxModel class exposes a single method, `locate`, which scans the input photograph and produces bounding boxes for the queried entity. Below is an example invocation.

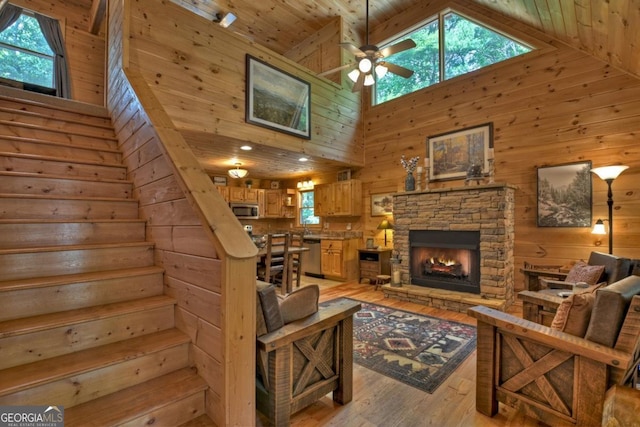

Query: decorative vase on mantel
[405,171,416,191]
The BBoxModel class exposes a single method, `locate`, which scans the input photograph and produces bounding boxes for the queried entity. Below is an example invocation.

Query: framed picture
[537,161,592,227]
[371,193,393,216]
[212,176,227,186]
[270,181,280,189]
[246,55,311,139]
[427,123,493,181]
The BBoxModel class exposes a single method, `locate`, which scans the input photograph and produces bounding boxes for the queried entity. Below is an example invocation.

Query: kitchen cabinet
[263,189,296,218]
[358,248,392,282]
[229,187,258,203]
[314,179,362,217]
[257,189,266,217]
[214,185,229,202]
[321,238,358,280]
[264,189,283,217]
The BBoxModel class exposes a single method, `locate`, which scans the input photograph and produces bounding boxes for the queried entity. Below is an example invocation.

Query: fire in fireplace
[409,230,480,294]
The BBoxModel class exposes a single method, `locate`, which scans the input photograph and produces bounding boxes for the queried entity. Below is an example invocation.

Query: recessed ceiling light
[299,157,309,162]
[240,145,252,151]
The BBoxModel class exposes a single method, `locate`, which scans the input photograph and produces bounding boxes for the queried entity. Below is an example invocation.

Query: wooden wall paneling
[127,0,363,169]
[358,3,640,291]
[164,275,221,325]
[284,16,343,84]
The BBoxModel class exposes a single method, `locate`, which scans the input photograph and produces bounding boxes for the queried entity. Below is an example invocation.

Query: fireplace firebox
[409,230,480,294]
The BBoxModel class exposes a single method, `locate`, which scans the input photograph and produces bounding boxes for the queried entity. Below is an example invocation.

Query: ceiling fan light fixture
[364,73,375,86]
[375,63,388,78]
[348,68,360,83]
[358,57,372,73]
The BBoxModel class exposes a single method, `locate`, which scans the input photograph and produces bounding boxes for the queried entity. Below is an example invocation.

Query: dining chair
[258,233,289,292]
[287,231,304,289]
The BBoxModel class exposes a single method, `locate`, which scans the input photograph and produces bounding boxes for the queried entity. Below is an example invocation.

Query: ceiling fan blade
[340,42,366,57]
[352,72,365,92]
[384,61,414,78]
[318,62,356,77]
[379,38,416,58]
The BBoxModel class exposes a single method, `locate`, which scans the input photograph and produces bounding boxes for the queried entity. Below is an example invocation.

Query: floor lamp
[377,219,394,247]
[590,165,629,254]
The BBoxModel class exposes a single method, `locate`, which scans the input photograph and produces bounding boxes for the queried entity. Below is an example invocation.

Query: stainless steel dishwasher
[303,237,323,278]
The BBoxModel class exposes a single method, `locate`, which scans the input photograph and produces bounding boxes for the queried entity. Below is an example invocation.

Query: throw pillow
[564,261,605,285]
[550,292,596,337]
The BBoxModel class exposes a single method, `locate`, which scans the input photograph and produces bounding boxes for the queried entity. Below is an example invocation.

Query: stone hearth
[383,183,516,313]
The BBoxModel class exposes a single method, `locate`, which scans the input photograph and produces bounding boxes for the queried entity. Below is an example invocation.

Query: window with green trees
[299,190,319,226]
[375,11,531,105]
[0,11,54,88]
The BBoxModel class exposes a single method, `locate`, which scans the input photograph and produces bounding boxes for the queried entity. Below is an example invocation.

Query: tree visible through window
[299,190,319,226]
[375,11,531,105]
[0,11,54,88]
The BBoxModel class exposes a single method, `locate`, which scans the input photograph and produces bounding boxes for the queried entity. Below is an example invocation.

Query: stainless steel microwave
[230,203,259,219]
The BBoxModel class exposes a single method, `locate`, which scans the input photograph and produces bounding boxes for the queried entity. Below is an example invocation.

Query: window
[375,11,531,105]
[0,11,55,88]
[299,190,319,226]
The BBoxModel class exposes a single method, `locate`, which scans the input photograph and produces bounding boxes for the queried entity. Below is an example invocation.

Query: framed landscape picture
[427,123,493,181]
[537,161,592,227]
[246,55,311,139]
[371,193,393,216]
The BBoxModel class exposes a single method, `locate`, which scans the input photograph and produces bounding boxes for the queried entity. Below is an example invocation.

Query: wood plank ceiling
[160,0,640,179]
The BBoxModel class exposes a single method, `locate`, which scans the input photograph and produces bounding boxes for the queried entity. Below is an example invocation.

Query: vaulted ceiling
[163,0,638,179]
[173,0,639,79]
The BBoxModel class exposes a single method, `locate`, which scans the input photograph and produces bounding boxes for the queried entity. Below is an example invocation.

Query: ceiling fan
[321,0,416,92]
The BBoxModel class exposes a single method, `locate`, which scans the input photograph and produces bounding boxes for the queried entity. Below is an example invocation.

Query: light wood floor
[256,278,546,427]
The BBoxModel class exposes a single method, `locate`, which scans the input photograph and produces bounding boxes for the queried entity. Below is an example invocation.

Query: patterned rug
[323,298,477,394]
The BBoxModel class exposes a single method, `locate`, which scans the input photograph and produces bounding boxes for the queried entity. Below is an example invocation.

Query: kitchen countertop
[302,232,362,240]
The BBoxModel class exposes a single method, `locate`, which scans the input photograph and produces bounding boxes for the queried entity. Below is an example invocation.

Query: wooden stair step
[0,218,146,249]
[0,120,118,149]
[0,266,165,322]
[0,108,117,139]
[0,241,155,281]
[0,98,112,128]
[0,294,175,338]
[0,193,139,220]
[0,151,127,180]
[0,328,192,406]
[0,135,122,163]
[0,296,176,370]
[65,368,208,427]
[0,171,133,199]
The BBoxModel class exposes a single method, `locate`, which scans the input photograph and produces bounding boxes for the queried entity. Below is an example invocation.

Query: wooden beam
[88,0,107,34]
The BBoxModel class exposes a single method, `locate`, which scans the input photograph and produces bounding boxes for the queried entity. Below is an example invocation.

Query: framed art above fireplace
[427,123,493,181]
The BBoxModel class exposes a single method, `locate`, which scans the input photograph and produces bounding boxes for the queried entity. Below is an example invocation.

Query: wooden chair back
[259,233,289,290]
[287,231,304,289]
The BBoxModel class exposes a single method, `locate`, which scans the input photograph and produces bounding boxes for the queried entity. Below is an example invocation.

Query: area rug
[322,298,477,394]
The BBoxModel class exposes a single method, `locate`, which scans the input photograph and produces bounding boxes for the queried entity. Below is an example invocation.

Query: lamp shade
[377,219,394,230]
[228,163,248,179]
[590,165,629,181]
[592,219,607,235]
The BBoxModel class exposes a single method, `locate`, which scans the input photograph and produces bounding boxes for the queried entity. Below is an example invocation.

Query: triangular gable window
[375,11,532,105]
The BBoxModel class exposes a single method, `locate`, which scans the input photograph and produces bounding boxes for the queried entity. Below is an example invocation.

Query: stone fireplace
[383,183,516,312]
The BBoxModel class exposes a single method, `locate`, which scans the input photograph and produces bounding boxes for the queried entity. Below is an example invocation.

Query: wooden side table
[518,289,565,326]
[358,248,391,284]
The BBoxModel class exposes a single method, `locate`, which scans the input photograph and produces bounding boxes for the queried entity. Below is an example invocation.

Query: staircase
[0,91,213,426]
